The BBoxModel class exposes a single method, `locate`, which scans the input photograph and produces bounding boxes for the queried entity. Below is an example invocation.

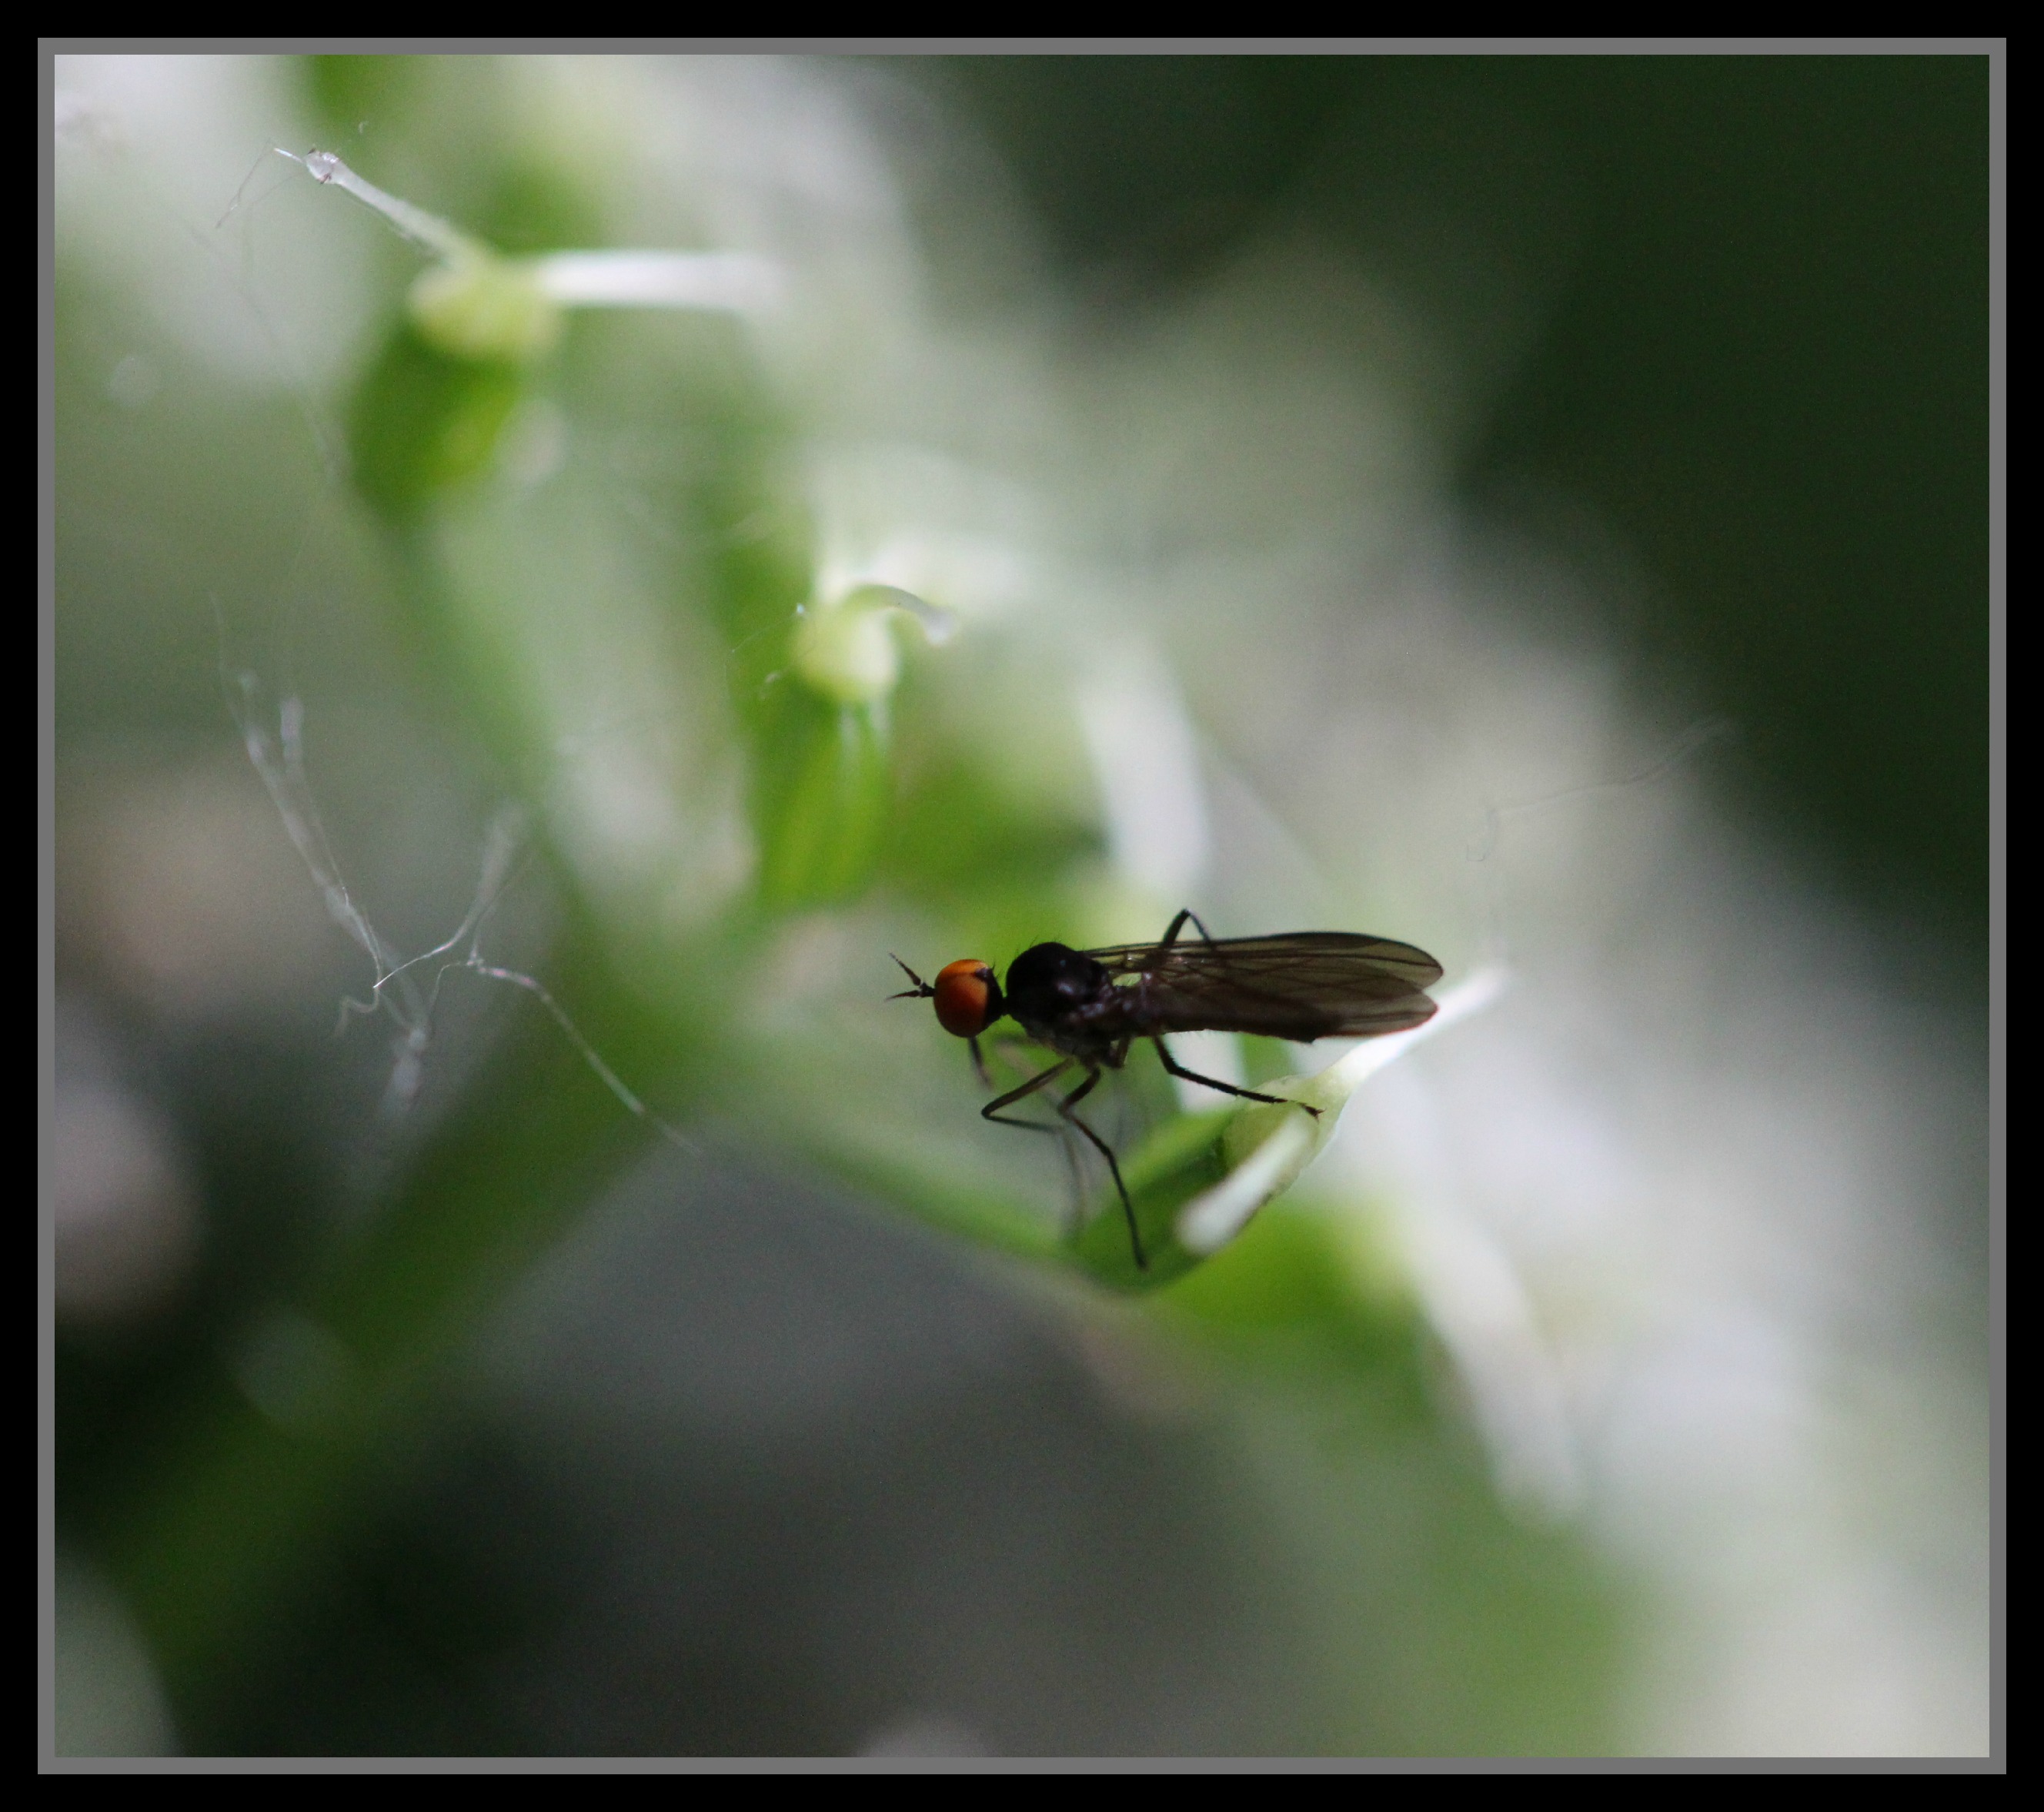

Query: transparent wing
[1085,932,1442,1041]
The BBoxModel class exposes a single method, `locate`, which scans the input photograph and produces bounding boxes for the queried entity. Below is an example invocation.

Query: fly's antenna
[887,954,936,1001]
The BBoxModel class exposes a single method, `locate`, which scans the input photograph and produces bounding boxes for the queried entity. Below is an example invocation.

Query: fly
[890,909,1442,1270]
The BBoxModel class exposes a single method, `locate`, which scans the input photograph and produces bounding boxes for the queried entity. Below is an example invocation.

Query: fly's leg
[1150,1036,1321,1117]
[1151,917,1315,1120]
[1153,911,1225,1045]
[980,1035,1060,1100]
[980,1055,1075,1134]
[1157,908,1221,952]
[979,1049,1090,1233]
[1055,1067,1146,1272]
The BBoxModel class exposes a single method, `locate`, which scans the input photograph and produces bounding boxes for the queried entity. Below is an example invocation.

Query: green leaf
[754,698,893,911]
[347,325,525,520]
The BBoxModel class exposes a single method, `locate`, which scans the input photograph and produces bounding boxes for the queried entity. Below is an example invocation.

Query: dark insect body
[891,910,1441,1270]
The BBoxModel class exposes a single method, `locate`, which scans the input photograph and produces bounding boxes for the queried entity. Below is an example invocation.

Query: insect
[891,910,1442,1269]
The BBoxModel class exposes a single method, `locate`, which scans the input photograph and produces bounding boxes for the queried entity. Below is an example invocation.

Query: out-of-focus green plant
[65,61,1622,1757]
[294,141,1426,1287]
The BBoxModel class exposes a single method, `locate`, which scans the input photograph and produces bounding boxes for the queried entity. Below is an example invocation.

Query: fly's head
[890,954,1005,1038]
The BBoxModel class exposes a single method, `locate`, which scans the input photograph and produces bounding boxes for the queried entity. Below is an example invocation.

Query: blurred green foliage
[56,51,1984,1757]
[348,328,525,518]
[933,55,1989,949]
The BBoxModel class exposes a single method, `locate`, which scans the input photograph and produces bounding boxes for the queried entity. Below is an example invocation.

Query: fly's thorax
[1002,943,1113,1025]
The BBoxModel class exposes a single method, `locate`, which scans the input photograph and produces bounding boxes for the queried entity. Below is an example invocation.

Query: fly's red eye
[932,960,995,1038]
